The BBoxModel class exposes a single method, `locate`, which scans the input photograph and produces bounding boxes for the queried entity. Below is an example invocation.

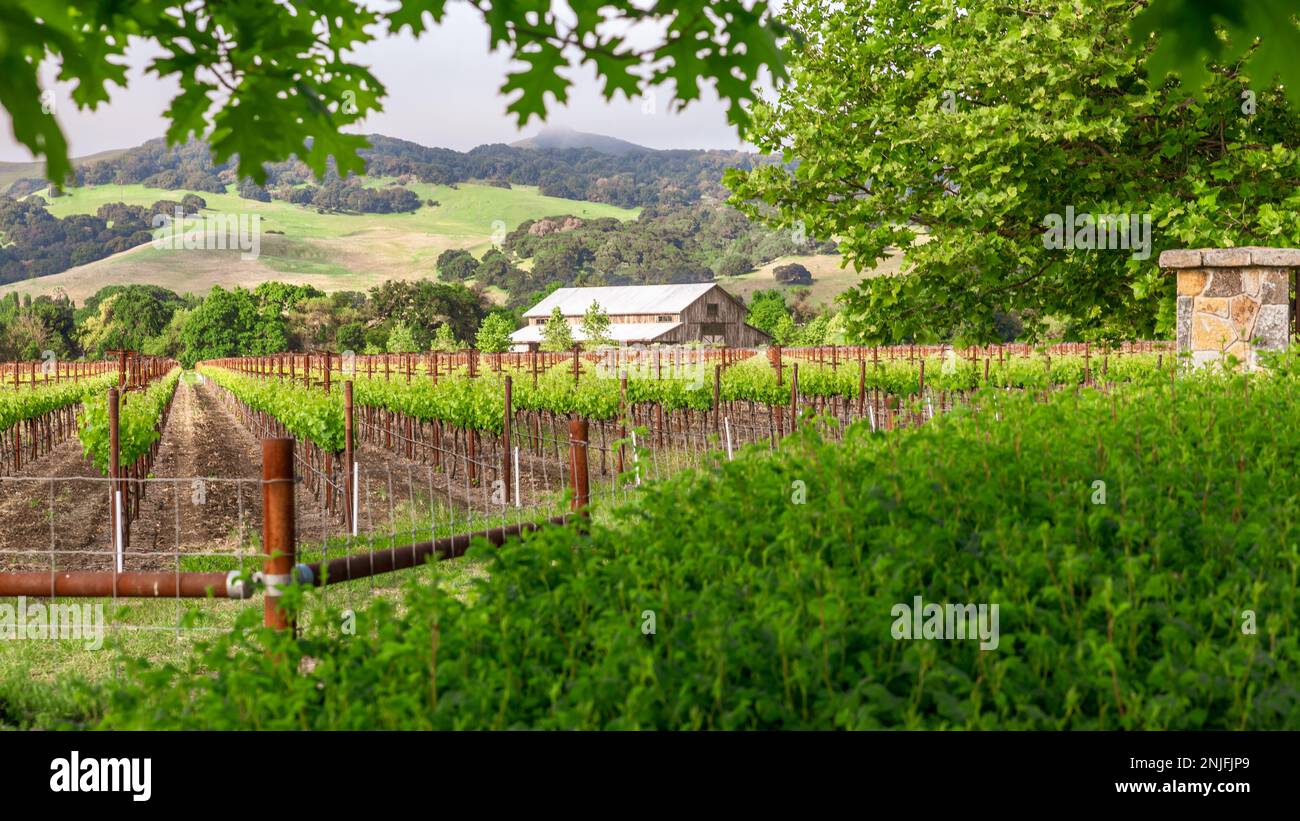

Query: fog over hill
[510,126,652,155]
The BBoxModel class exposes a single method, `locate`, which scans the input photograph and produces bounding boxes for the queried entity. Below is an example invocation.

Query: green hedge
[90,361,1299,729]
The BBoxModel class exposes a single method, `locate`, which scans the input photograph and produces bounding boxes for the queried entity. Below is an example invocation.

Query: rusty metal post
[261,438,296,631]
[568,417,590,513]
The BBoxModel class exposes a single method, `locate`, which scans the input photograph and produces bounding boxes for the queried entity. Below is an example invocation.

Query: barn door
[700,323,725,346]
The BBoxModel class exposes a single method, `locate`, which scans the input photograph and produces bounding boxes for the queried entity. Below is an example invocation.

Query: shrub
[773,262,813,284]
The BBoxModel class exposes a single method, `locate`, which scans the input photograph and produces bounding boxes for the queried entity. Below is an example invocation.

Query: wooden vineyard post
[568,417,590,513]
[712,364,721,436]
[323,352,331,395]
[572,346,580,385]
[262,438,297,632]
[789,363,799,430]
[858,359,866,417]
[502,375,513,507]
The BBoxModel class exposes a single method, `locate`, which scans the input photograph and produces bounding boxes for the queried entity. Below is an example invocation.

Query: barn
[509,283,770,350]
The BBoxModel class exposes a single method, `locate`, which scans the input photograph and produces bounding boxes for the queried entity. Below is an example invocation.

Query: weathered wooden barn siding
[660,285,769,346]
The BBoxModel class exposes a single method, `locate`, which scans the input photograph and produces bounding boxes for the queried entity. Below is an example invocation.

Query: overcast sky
[0,4,756,163]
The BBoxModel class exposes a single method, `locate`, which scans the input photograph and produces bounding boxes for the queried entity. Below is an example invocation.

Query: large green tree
[179,286,288,367]
[76,285,186,356]
[367,279,486,347]
[0,1,789,185]
[727,0,1300,343]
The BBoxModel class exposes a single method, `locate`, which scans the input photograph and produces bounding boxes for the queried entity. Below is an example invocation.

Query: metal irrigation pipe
[0,571,249,599]
[301,515,571,588]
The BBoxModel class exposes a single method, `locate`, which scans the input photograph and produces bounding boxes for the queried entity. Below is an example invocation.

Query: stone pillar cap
[1159,247,1300,268]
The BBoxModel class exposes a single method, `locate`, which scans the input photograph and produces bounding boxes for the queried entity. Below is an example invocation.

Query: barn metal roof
[522,284,720,318]
[509,322,682,344]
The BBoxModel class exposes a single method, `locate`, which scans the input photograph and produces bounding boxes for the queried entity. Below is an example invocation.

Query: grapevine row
[0,373,118,474]
[205,348,1172,436]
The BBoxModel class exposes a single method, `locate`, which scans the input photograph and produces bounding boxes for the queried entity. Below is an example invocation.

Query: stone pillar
[1159,247,1295,370]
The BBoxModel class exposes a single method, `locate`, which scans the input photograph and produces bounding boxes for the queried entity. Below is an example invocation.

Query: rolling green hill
[1,182,639,302]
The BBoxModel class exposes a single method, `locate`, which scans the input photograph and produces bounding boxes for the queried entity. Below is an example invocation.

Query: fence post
[262,438,296,631]
[568,417,590,513]
[502,375,513,506]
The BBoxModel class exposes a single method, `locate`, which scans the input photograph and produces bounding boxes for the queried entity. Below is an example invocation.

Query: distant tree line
[8,135,780,210]
[0,278,498,368]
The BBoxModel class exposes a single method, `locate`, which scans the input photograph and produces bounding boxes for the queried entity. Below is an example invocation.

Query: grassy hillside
[716,252,901,308]
[1,182,638,302]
